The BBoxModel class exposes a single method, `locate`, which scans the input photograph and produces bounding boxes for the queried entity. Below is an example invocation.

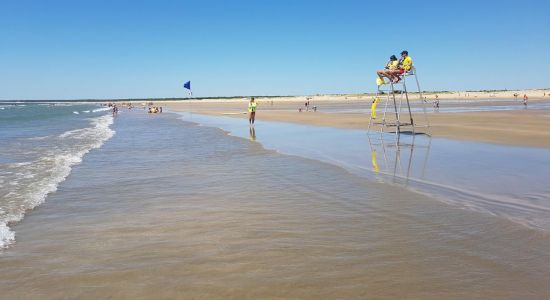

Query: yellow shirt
[401,56,413,71]
[248,102,257,113]
[385,60,399,70]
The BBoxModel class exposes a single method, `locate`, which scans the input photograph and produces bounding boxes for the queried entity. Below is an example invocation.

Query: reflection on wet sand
[3,111,550,299]
[368,132,432,187]
[249,126,256,141]
[181,112,550,231]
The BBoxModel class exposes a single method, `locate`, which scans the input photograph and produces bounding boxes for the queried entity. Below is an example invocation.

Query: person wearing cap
[385,50,413,83]
[399,50,413,72]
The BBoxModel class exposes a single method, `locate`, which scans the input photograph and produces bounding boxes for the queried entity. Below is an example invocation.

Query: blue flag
[183,81,191,90]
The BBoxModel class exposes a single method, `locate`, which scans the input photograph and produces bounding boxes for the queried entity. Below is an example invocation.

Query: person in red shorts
[386,50,413,83]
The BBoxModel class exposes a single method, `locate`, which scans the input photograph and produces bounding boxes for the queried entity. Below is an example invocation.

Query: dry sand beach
[161,88,550,148]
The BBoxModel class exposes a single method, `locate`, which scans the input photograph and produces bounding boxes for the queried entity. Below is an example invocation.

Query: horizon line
[1,87,549,102]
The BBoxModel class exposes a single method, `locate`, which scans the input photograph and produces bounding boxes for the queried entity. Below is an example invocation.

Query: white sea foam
[73,111,79,114]
[27,135,50,141]
[92,107,111,113]
[0,224,14,248]
[0,114,115,248]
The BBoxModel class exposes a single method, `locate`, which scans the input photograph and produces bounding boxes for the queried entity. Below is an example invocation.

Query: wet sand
[164,100,550,148]
[3,110,550,299]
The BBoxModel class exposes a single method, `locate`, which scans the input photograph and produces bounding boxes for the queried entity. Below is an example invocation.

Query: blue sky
[1,0,549,99]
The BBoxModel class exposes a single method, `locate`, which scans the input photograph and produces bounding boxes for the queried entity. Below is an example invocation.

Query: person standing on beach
[248,97,257,125]
[523,94,528,106]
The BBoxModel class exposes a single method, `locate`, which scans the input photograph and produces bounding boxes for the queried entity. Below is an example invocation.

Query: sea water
[182,112,550,231]
[0,103,114,248]
[1,108,550,299]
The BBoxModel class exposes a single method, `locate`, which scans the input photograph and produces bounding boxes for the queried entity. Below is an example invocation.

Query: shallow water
[182,112,550,231]
[1,109,550,299]
[0,103,113,247]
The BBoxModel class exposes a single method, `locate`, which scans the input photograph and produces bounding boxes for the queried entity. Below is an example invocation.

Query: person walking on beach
[523,94,528,107]
[248,97,257,125]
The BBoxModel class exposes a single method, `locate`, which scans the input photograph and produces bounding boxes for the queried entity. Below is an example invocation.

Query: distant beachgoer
[159,107,163,113]
[112,105,118,116]
[313,106,317,112]
[248,97,257,125]
[523,94,528,106]
[298,107,303,112]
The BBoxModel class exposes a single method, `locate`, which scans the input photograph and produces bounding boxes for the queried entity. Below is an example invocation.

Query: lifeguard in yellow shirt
[385,50,413,83]
[376,55,399,85]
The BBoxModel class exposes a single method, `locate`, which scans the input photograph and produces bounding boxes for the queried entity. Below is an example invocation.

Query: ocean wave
[27,135,50,141]
[0,224,14,248]
[92,107,111,113]
[0,114,115,248]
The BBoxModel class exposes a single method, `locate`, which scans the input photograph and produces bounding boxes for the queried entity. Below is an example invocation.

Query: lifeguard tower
[368,67,430,135]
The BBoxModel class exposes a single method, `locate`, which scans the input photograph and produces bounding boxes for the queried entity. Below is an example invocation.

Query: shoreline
[4,109,550,298]
[163,99,550,148]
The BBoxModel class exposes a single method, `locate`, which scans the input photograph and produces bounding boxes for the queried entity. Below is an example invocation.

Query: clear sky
[1,0,549,99]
